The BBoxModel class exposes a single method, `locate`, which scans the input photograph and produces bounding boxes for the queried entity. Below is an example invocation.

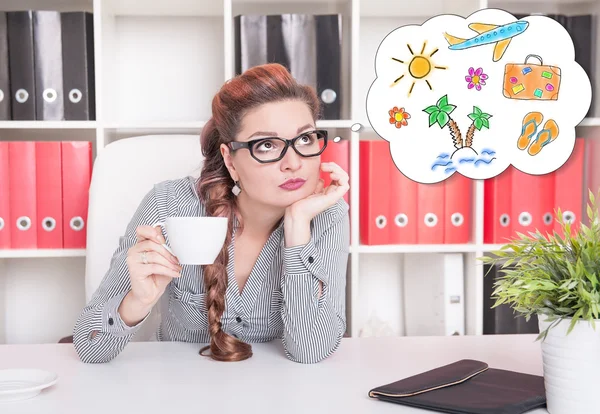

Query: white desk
[0,334,548,414]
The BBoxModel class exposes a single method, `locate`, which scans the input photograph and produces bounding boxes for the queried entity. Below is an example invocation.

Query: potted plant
[480,189,600,414]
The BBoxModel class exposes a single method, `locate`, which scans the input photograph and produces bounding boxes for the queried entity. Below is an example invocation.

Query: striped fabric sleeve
[280,202,350,364]
[72,187,160,364]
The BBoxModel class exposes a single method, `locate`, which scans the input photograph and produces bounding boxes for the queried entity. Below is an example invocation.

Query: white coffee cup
[152,217,228,265]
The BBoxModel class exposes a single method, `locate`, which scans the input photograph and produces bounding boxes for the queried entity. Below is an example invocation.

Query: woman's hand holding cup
[125,224,182,309]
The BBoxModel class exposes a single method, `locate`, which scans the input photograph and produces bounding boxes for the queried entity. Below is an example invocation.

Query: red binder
[8,141,37,249]
[554,138,585,236]
[61,141,92,248]
[484,167,513,244]
[36,142,63,248]
[388,159,417,244]
[511,168,555,239]
[417,181,445,244]
[0,142,10,248]
[444,173,472,244]
[320,139,349,205]
[360,140,390,245]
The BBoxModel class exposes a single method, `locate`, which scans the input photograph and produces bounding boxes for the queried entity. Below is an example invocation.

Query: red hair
[197,63,320,361]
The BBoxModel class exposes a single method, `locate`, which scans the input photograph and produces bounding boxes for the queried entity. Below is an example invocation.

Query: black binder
[567,15,594,116]
[369,359,546,414]
[61,11,95,120]
[483,263,539,335]
[282,14,317,92]
[234,13,342,119]
[315,15,341,120]
[7,11,36,120]
[266,15,289,71]
[33,10,65,120]
[234,15,266,78]
[483,263,517,334]
[0,12,11,120]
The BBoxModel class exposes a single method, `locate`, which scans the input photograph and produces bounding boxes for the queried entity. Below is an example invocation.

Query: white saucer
[0,369,58,402]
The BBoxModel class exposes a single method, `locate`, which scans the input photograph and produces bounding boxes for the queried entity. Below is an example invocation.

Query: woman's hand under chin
[285,162,350,222]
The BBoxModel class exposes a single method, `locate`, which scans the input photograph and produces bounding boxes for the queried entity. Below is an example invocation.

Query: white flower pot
[538,316,600,414]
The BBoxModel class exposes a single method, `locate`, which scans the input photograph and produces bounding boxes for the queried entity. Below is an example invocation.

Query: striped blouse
[72,176,350,364]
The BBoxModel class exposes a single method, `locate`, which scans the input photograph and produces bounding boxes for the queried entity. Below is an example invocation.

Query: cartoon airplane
[443,20,529,62]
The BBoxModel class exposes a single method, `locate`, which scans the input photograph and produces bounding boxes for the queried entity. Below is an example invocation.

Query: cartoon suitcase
[503,54,561,100]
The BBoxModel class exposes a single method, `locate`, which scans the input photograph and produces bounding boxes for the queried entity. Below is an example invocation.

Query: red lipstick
[279,178,306,190]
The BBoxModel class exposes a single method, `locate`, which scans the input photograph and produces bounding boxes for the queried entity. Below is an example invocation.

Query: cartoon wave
[474,157,496,166]
[431,160,453,170]
[430,149,497,175]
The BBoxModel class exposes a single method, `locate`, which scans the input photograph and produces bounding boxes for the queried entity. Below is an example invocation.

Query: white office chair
[84,134,204,342]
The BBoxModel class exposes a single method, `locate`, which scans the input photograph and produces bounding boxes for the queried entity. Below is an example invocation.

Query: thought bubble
[365,8,592,184]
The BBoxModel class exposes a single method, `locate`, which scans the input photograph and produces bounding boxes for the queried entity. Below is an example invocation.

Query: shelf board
[0,121,97,129]
[104,121,206,133]
[104,0,351,17]
[357,243,518,254]
[316,120,354,129]
[360,0,444,20]
[0,245,493,258]
[0,244,541,258]
[0,0,93,12]
[358,243,481,253]
[0,249,87,259]
[481,244,511,252]
[103,0,224,16]
[488,0,596,4]
[103,119,354,132]
[234,0,348,2]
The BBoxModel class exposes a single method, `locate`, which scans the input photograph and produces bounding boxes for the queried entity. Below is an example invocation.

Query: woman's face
[221,100,322,209]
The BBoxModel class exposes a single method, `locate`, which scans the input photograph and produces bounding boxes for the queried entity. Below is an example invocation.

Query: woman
[72,63,350,364]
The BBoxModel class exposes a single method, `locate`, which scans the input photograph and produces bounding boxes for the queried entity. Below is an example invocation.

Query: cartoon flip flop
[517,112,543,150]
[528,119,559,156]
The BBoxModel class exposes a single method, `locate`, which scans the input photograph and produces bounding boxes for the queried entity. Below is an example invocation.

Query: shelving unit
[1,0,599,344]
[0,249,87,259]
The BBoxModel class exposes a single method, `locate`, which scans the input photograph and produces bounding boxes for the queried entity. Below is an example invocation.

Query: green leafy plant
[479,189,600,341]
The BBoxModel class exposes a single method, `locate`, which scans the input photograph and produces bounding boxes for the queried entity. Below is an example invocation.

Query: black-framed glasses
[227,129,328,163]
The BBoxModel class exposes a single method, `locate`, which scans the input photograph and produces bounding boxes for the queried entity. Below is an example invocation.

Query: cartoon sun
[391,41,447,97]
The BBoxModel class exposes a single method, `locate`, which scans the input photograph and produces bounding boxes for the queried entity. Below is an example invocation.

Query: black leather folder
[368,359,546,414]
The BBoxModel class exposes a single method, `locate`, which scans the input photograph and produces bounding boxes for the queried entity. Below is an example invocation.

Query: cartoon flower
[465,67,488,91]
[388,106,411,128]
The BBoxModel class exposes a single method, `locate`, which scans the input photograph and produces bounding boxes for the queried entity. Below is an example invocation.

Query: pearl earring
[232,181,242,196]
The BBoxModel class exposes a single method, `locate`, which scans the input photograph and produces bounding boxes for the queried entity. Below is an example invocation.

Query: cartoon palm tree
[464,106,492,148]
[423,95,463,149]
